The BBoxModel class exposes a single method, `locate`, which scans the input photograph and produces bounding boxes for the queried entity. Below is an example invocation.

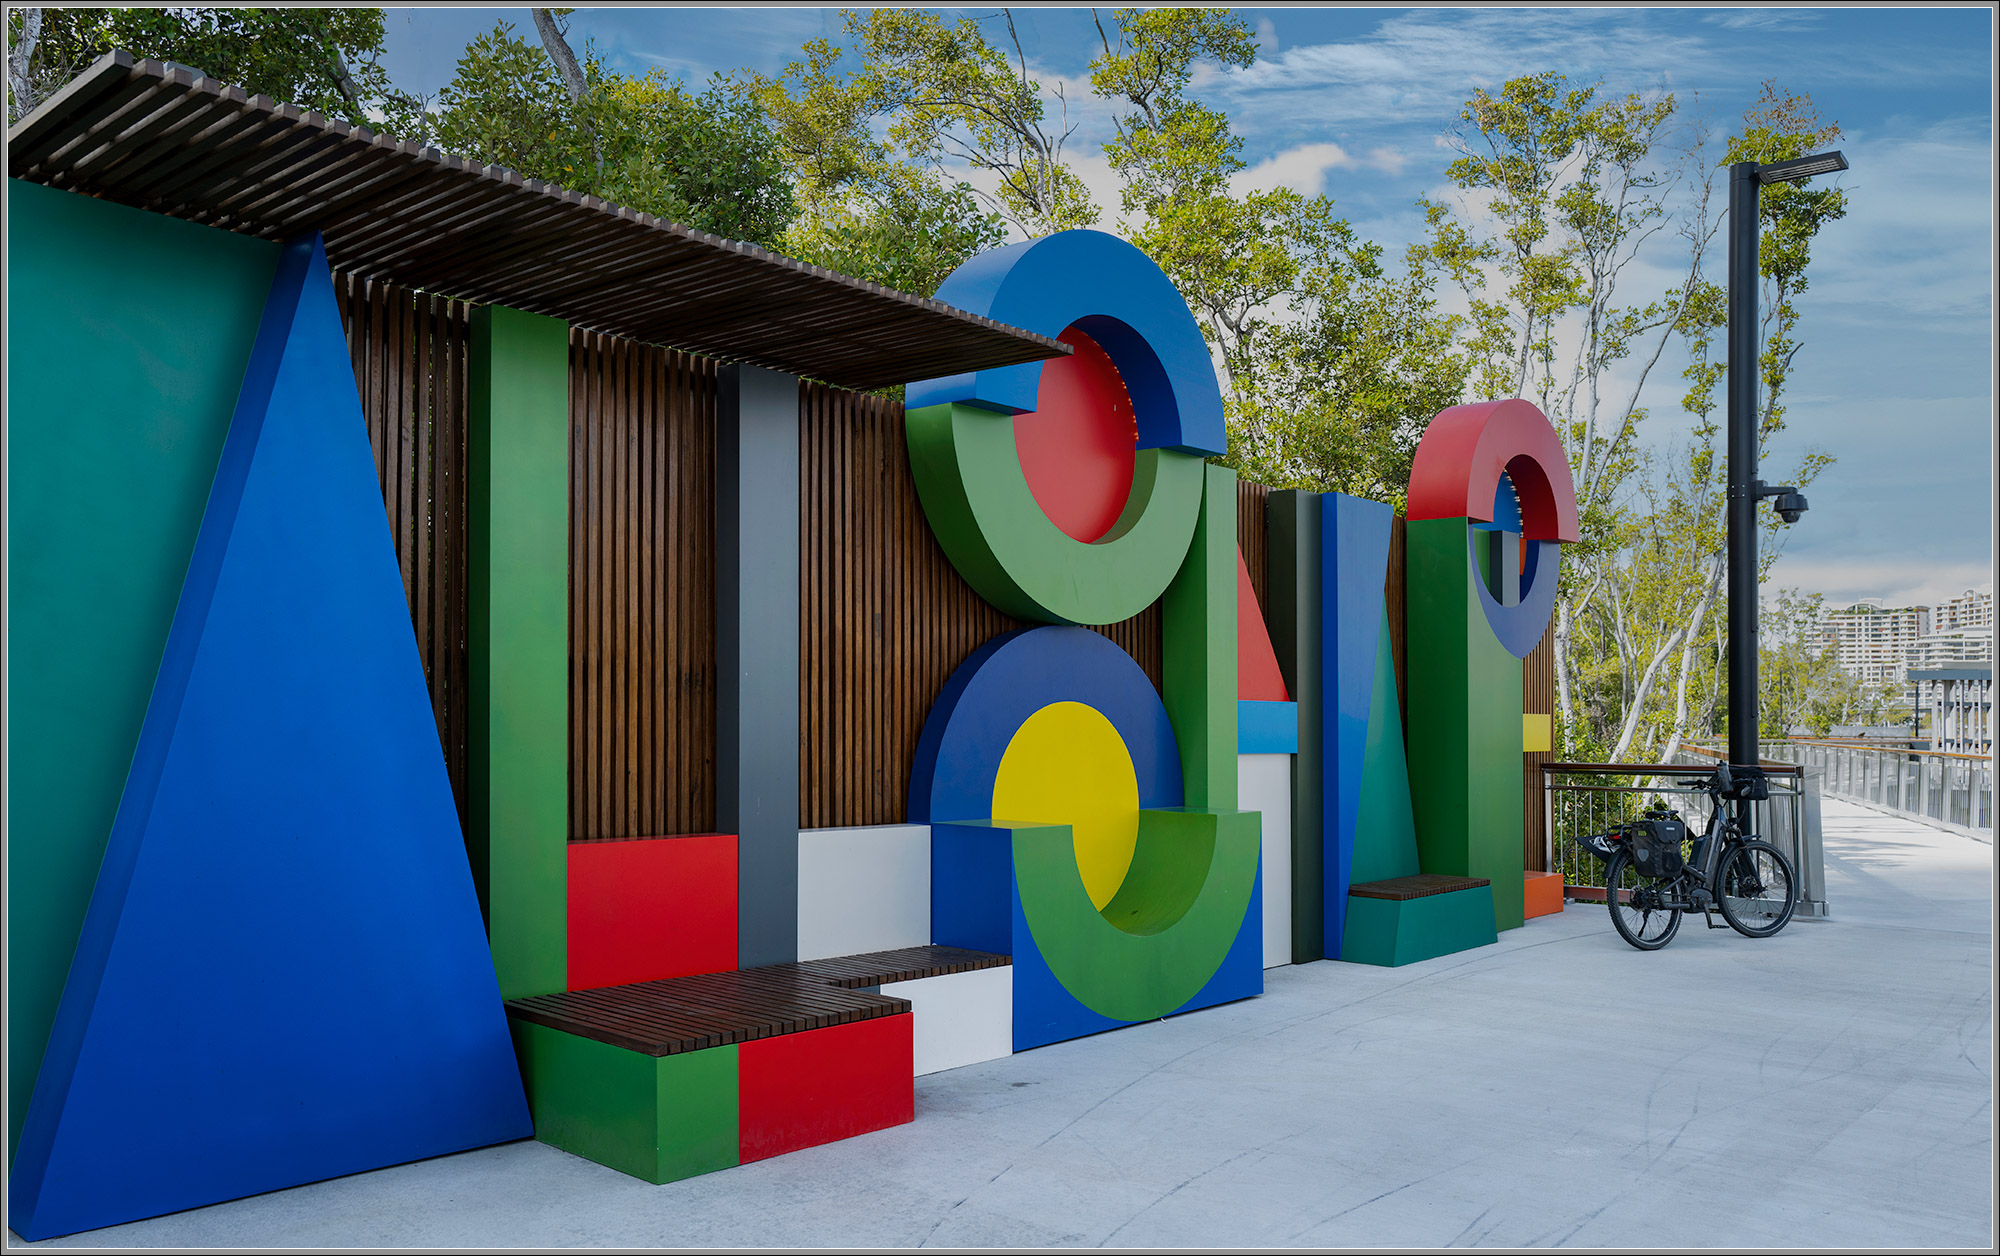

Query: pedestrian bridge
[13,800,1990,1250]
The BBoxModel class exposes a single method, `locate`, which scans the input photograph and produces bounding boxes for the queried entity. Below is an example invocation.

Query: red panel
[566,834,736,990]
[1236,548,1290,701]
[737,1014,914,1163]
[1406,398,1580,542]
[1012,327,1138,542]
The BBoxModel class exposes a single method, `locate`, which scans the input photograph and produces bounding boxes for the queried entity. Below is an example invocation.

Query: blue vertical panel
[8,235,531,1241]
[1318,494,1394,959]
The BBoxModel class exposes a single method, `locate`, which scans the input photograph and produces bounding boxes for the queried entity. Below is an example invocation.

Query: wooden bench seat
[504,944,1008,1185]
[1349,873,1491,902]
[504,945,1010,1056]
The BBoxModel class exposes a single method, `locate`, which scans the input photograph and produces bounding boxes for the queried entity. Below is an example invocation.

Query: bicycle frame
[1638,790,1744,912]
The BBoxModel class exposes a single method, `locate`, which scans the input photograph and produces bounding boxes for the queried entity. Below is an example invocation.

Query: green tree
[1438,79,1842,763]
[426,20,794,247]
[746,34,1005,296]
[847,8,1098,237]
[1087,8,1468,495]
[7,6,399,125]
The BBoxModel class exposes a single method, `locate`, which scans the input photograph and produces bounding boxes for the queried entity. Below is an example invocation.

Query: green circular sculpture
[904,402,1203,626]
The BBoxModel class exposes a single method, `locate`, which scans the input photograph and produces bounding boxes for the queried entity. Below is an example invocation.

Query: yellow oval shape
[992,701,1140,910]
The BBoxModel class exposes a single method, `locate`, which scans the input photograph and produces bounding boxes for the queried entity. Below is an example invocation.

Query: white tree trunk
[9,7,43,124]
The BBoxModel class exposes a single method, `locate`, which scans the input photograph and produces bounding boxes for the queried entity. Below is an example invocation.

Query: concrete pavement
[11,799,1992,1249]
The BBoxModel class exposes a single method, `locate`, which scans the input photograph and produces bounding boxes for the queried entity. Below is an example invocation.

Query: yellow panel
[993,702,1140,910]
[1522,713,1553,753]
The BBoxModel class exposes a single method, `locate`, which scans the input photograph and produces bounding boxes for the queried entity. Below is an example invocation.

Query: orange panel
[1523,870,1564,919]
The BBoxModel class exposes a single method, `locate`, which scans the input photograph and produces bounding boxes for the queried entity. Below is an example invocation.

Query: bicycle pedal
[1703,909,1724,929]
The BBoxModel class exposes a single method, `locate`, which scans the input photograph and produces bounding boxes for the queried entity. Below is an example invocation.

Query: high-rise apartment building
[1819,600,1931,688]
[1931,588,1995,635]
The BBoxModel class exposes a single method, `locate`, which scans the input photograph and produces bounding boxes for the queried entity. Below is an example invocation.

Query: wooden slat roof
[6,51,1068,391]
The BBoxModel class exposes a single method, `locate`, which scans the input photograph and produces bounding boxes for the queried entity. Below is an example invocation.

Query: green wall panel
[469,306,570,999]
[510,1021,739,1184]
[5,179,279,1159]
[1163,464,1238,809]
[1404,517,1525,930]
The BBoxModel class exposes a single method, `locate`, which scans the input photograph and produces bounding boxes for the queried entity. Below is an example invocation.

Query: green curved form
[1012,808,1260,1023]
[905,402,1204,625]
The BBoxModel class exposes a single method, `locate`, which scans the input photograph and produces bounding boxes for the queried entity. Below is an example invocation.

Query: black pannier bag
[1718,763,1771,800]
[1624,815,1687,879]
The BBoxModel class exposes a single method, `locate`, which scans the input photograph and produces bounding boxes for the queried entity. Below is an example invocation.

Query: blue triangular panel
[9,236,530,1240]
[1319,493,1394,959]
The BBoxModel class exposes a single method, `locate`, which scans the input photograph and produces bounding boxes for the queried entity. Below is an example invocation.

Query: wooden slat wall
[1522,624,1557,872]
[336,285,1550,861]
[568,332,718,841]
[798,382,1162,829]
[1236,480,1269,612]
[337,273,471,825]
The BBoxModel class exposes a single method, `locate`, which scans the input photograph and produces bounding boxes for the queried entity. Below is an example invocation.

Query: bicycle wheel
[1605,849,1682,951]
[1717,839,1797,938]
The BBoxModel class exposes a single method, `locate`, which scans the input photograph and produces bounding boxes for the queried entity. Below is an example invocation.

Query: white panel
[881,966,1013,1076]
[796,824,931,961]
[1239,753,1294,968]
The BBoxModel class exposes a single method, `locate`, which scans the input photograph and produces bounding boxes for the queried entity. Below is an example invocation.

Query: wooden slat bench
[504,945,1009,1184]
[1350,873,1491,901]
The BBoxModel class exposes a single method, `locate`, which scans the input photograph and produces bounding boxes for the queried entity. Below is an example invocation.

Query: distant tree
[745,34,1005,296]
[6,7,400,125]
[424,19,794,247]
[1089,7,1470,501]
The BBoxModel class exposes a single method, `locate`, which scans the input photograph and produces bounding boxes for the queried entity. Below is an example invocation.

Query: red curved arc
[1406,398,1580,543]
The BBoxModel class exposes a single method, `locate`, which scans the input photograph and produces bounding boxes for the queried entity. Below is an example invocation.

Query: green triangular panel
[1349,604,1420,885]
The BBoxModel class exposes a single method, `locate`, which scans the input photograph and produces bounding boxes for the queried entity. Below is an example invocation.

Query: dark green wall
[6,179,279,1157]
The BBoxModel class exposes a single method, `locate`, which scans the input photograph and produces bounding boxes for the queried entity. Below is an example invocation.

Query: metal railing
[1542,757,1827,918]
[1753,739,1993,838]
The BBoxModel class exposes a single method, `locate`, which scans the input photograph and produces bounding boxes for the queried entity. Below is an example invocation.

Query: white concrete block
[881,965,1013,1076]
[796,824,930,961]
[1239,753,1294,968]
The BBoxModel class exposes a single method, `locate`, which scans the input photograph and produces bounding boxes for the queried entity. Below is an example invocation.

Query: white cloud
[1703,10,1821,32]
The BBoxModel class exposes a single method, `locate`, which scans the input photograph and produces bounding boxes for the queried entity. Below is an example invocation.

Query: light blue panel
[8,236,531,1241]
[1318,493,1395,960]
[1237,700,1299,754]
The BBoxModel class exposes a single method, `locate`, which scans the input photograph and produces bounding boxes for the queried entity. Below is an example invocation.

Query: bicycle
[1581,762,1799,951]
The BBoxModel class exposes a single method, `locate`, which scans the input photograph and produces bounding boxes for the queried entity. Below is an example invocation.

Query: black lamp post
[1726,149,1845,816]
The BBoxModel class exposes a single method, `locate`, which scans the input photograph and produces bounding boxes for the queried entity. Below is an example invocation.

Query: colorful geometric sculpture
[1405,399,1576,931]
[6,180,277,1160]
[1319,493,1396,958]
[903,231,1231,626]
[1339,614,1499,966]
[917,628,1260,1051]
[8,235,530,1240]
[907,230,1226,456]
[1011,327,1140,542]
[1238,547,1299,754]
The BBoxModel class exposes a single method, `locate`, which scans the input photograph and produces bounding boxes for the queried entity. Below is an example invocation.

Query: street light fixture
[1725,149,1847,814]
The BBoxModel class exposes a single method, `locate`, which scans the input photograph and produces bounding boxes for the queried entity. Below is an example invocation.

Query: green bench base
[511,1021,739,1185]
[1341,886,1498,967]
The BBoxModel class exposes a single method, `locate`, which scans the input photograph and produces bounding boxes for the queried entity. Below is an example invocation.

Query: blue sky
[379,6,1995,610]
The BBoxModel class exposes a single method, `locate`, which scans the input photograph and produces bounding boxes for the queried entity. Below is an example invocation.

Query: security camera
[1768,480,1816,520]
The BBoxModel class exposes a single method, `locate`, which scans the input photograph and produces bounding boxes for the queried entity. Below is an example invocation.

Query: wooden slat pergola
[6,51,1068,391]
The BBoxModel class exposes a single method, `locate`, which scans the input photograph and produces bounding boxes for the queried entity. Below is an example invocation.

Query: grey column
[1267,490,1324,964]
[717,364,800,968]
